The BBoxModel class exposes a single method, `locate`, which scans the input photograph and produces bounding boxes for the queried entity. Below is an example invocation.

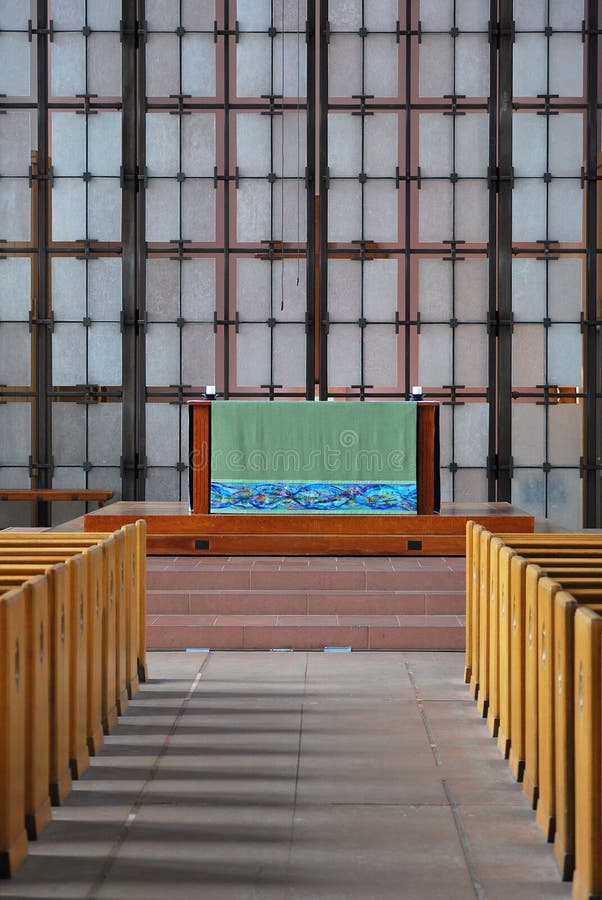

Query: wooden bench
[0,490,113,528]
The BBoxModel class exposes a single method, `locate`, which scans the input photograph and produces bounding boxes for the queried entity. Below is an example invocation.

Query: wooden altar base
[83,501,534,556]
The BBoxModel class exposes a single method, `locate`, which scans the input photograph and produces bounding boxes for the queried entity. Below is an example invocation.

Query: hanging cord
[280,0,286,311]
[296,0,301,287]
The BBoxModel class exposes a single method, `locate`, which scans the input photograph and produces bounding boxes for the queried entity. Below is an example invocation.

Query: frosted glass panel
[515,0,546,30]
[456,326,488,386]
[182,325,215,385]
[147,259,180,321]
[51,34,85,96]
[52,324,85,384]
[328,115,362,177]
[182,35,216,96]
[364,182,398,242]
[88,35,121,96]
[549,115,583,176]
[146,325,180,385]
[0,34,31,96]
[52,257,85,319]
[513,115,546,177]
[88,404,122,465]
[51,0,85,28]
[364,37,398,97]
[0,2,30,28]
[548,470,582,529]
[512,403,545,465]
[513,470,545,519]
[182,181,216,241]
[419,115,452,177]
[146,181,180,242]
[363,260,398,319]
[273,325,305,386]
[456,0,490,30]
[513,325,543,385]
[236,35,271,97]
[455,182,489,243]
[455,35,489,97]
[146,404,181,466]
[548,325,581,385]
[0,324,30,384]
[514,35,547,96]
[88,324,122,383]
[182,115,216,176]
[146,469,180,501]
[329,37,361,97]
[550,0,583,30]
[363,326,397,387]
[237,114,271,175]
[454,404,489,466]
[419,182,452,242]
[236,181,271,243]
[549,404,582,466]
[236,0,271,30]
[52,180,86,241]
[52,113,85,176]
[236,325,269,385]
[0,111,33,176]
[88,180,122,242]
[88,113,122,175]
[418,326,451,386]
[89,259,122,320]
[548,182,582,243]
[455,115,489,177]
[328,182,361,242]
[512,181,546,243]
[419,36,453,97]
[328,261,361,319]
[513,258,546,322]
[328,325,360,386]
[0,403,31,462]
[146,35,179,96]
[549,35,583,97]
[87,0,121,29]
[0,181,31,242]
[53,403,86,465]
[456,259,488,320]
[419,259,452,320]
[0,257,31,320]
[365,1,397,30]
[146,114,179,176]
[236,258,270,320]
[182,258,216,320]
[420,1,453,29]
[454,470,488,503]
[549,258,582,320]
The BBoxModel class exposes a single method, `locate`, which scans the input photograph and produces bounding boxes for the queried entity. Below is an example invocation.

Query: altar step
[146,556,466,651]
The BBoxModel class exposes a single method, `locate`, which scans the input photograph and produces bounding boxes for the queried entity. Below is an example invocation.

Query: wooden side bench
[0,490,113,528]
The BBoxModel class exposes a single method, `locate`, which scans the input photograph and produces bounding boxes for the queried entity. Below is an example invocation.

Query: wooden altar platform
[83,501,534,556]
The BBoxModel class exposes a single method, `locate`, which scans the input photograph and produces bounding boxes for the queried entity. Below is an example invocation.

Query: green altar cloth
[210,401,417,514]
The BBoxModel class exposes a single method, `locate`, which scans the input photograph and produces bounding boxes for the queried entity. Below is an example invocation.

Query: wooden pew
[0,586,28,878]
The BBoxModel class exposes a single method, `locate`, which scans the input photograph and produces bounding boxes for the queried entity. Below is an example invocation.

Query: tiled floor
[0,651,570,899]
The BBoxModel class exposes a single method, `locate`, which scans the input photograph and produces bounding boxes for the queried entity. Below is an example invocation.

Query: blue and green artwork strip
[210,481,417,514]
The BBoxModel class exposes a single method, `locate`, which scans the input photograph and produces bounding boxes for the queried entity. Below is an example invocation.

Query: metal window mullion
[318,0,329,399]
[585,0,599,525]
[305,0,316,399]
[222,2,231,399]
[404,5,412,399]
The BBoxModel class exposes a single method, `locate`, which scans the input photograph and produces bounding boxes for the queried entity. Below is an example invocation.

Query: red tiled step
[146,613,465,651]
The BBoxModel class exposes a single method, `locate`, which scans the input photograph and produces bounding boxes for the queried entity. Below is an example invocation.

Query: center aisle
[0,652,569,899]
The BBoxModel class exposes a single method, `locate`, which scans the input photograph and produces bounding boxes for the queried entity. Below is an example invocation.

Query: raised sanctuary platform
[83,500,534,556]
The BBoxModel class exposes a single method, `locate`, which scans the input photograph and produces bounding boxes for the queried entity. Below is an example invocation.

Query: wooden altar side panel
[189,401,211,515]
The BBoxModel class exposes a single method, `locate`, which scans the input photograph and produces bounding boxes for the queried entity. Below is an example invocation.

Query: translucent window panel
[87,0,121,29]
[455,182,489,243]
[549,403,582,466]
[420,1,453,29]
[364,1,397,30]
[419,182,453,243]
[455,35,490,97]
[145,468,181,502]
[236,35,272,97]
[456,326,488,386]
[549,35,583,97]
[548,470,582,529]
[146,181,180,242]
[363,326,397,387]
[455,259,489,320]
[364,37,398,97]
[327,261,361,319]
[88,114,122,176]
[513,115,546,178]
[512,181,546,243]
[548,182,582,243]
[88,324,122,383]
[456,0,490,31]
[146,0,214,29]
[274,35,307,98]
[363,116,398,178]
[87,403,122,466]
[0,111,34,176]
[88,259,122,321]
[548,324,582,386]
[146,114,179,176]
[418,325,451,386]
[52,180,86,241]
[419,258,452,320]
[246,0,307,30]
[455,115,489,178]
[181,181,216,242]
[87,466,122,499]
[512,257,546,322]
[182,325,215,385]
[51,113,86,176]
[0,1,30,27]
[182,35,216,97]
[182,258,216,320]
[88,35,122,97]
[236,258,271,320]
[236,182,271,243]
[419,36,453,98]
[512,470,546,519]
[236,325,270,385]
[363,260,398,320]
[328,182,362,242]
[548,258,582,320]
[364,182,398,243]
[146,35,180,97]
[182,115,216,177]
[512,325,544,386]
[328,115,362,178]
[438,404,452,466]
[237,113,305,178]
[454,470,488,503]
[243,260,308,324]
[51,0,85,28]
[146,404,181,466]
[88,180,122,242]
[440,468,452,503]
[0,402,31,462]
[419,115,452,178]
[52,403,87,465]
[514,0,546,30]
[549,115,584,177]
[52,257,86,319]
[0,324,31,384]
[329,36,362,97]
[273,324,305,386]
[0,181,31,242]
[453,403,489,466]
[52,324,86,383]
[550,0,584,29]
[0,34,31,97]
[0,257,31,320]
[328,325,360,386]
[146,259,180,321]
[512,403,545,465]
[51,34,86,97]
[146,324,180,385]
[513,35,547,97]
